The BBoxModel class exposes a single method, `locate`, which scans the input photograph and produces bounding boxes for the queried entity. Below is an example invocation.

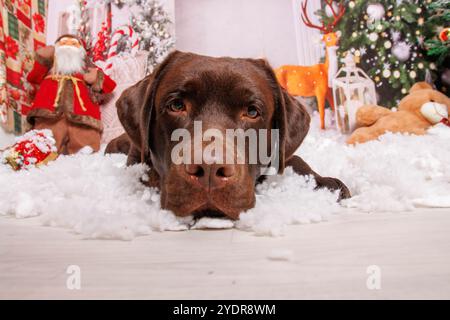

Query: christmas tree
[424,0,449,92]
[317,0,435,107]
[130,0,175,74]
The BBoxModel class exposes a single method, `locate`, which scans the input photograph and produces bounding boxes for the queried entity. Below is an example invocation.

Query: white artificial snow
[190,217,235,230]
[0,112,449,240]
[413,196,450,208]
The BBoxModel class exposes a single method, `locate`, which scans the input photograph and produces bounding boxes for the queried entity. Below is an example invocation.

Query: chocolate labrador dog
[106,51,350,219]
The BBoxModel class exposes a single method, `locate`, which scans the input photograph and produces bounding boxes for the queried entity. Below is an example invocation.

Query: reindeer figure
[275,0,345,129]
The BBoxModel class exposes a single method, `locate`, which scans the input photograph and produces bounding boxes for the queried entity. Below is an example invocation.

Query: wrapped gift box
[0,0,48,135]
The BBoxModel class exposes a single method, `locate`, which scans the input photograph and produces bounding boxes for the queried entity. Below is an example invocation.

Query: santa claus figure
[26,34,116,154]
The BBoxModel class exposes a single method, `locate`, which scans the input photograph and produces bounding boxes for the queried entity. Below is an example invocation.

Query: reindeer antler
[301,0,345,34]
[301,0,327,33]
[324,0,346,31]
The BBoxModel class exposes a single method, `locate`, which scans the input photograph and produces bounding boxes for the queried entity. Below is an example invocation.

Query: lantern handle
[333,53,374,82]
[342,53,356,68]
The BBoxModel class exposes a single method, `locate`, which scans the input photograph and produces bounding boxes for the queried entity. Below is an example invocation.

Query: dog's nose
[185,163,236,189]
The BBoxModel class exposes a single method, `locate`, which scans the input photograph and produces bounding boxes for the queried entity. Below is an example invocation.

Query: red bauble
[439,28,449,42]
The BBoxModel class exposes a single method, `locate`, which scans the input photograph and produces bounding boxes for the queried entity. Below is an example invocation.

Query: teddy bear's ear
[410,82,433,92]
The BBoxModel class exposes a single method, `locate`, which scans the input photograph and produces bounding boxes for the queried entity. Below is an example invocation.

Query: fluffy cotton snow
[191,217,235,230]
[1,112,449,239]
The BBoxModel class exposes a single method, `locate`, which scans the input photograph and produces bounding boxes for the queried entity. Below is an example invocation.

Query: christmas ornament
[439,28,449,42]
[392,41,411,62]
[368,33,378,42]
[366,3,385,22]
[332,53,377,134]
[1,130,58,170]
[391,30,401,42]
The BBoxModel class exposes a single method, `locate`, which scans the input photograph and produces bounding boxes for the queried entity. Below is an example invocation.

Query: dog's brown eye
[245,106,260,119]
[168,100,186,113]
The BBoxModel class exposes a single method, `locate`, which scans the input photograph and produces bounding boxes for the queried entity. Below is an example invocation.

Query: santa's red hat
[55,34,87,49]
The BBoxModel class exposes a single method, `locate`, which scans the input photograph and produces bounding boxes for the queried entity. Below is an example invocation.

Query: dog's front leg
[285,155,351,201]
[126,145,141,166]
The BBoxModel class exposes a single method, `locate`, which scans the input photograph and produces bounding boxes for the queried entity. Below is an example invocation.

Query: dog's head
[117,51,310,219]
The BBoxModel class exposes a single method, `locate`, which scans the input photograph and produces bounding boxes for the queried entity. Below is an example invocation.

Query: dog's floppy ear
[277,86,311,166]
[116,76,152,149]
[116,50,183,163]
[248,58,311,174]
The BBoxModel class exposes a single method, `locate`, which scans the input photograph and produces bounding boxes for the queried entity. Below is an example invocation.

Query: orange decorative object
[439,28,449,42]
[275,0,345,130]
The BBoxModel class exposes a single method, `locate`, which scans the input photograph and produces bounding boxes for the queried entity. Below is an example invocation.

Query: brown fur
[106,51,350,219]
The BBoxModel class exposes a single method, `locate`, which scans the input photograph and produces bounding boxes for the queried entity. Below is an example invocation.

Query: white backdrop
[46,0,323,68]
[46,0,175,44]
[174,0,323,68]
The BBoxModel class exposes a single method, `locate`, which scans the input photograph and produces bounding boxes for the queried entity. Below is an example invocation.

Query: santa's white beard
[54,45,86,75]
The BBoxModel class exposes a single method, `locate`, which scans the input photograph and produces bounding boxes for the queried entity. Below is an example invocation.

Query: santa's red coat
[27,59,116,124]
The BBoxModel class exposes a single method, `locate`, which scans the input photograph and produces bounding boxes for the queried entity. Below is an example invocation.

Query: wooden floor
[1,209,450,299]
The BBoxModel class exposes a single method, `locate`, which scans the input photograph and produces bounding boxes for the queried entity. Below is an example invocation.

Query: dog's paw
[316,177,351,201]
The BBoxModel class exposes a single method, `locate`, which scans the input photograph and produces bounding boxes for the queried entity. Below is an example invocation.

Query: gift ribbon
[441,118,450,127]
[45,75,86,112]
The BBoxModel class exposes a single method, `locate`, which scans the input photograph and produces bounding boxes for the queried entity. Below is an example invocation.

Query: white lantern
[332,53,377,134]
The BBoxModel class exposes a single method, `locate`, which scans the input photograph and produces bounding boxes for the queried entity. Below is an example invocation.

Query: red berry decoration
[439,28,449,42]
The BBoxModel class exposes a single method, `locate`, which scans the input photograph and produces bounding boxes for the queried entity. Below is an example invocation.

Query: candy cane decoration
[104,25,139,74]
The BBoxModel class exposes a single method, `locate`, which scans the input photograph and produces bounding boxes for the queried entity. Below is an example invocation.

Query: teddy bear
[347,82,450,145]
